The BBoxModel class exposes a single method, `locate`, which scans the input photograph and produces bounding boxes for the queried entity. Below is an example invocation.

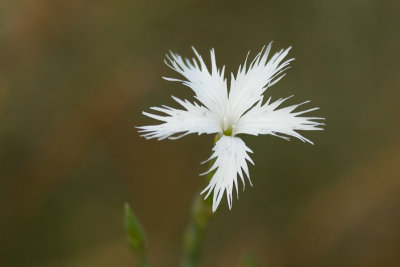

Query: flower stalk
[180,193,213,267]
[180,135,219,267]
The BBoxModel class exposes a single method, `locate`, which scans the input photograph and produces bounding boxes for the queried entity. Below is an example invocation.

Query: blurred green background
[1,0,400,266]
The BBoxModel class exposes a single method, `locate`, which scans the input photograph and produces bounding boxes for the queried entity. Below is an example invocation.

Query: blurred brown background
[1,0,400,266]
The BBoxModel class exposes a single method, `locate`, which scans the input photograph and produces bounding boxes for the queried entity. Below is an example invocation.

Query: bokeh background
[1,0,400,266]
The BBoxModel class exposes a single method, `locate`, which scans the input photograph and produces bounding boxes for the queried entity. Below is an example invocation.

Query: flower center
[222,116,233,136]
[223,126,233,136]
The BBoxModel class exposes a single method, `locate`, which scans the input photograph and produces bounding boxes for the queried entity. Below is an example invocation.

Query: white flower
[138,43,324,212]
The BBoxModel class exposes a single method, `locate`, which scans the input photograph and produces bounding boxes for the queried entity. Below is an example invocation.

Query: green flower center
[223,126,233,136]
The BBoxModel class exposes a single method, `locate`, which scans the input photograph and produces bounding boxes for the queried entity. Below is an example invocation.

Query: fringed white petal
[228,43,294,123]
[164,48,228,119]
[234,96,324,144]
[201,135,254,212]
[137,96,221,140]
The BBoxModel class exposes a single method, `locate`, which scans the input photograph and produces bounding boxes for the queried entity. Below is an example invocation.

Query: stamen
[222,117,233,136]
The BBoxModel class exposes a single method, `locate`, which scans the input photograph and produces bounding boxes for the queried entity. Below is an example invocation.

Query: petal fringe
[201,135,254,212]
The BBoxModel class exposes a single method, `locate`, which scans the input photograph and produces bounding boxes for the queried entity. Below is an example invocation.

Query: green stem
[180,135,219,267]
[138,255,149,267]
[180,193,213,267]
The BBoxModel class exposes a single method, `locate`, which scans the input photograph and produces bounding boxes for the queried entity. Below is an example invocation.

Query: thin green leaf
[124,203,147,254]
